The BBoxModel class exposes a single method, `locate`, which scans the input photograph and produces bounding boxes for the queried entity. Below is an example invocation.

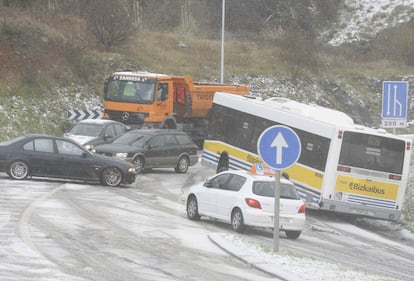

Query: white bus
[202,93,412,221]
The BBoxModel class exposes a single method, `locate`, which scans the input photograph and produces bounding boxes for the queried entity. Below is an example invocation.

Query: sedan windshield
[113,132,150,146]
[252,181,301,200]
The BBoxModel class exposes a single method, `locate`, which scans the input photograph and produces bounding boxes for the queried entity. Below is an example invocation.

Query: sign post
[257,125,301,252]
[381,81,408,130]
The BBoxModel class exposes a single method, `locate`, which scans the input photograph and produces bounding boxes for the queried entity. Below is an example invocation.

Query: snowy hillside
[326,0,414,45]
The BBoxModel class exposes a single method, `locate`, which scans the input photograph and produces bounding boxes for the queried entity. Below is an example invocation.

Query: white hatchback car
[186,170,306,239]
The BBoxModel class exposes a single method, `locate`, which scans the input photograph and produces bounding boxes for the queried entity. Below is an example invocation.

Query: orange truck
[103,70,249,146]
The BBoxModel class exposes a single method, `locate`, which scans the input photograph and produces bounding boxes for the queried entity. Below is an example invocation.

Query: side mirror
[204,179,217,188]
[204,179,211,187]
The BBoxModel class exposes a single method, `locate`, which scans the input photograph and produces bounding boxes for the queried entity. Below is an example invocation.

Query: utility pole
[220,0,225,84]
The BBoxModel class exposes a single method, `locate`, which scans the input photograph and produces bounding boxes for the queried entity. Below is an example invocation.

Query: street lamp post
[220,0,225,84]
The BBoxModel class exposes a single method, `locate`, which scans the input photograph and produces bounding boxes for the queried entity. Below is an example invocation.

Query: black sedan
[0,134,137,187]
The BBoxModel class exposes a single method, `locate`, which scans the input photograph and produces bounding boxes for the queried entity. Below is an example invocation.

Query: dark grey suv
[94,129,199,173]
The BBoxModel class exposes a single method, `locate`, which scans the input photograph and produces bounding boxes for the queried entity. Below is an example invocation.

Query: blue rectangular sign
[381,81,408,128]
[382,81,408,119]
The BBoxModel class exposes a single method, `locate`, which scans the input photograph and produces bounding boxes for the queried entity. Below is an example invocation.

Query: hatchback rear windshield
[252,181,301,200]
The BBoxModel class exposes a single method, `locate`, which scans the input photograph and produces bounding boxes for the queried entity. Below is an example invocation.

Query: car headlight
[115,152,128,158]
[128,167,137,173]
[84,144,94,151]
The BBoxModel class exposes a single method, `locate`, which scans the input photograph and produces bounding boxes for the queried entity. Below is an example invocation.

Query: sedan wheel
[231,208,245,233]
[175,156,189,173]
[8,161,29,180]
[186,195,200,220]
[101,167,122,187]
[133,157,145,173]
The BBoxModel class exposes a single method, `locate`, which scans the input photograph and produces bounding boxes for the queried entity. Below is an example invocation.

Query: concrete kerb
[208,232,303,281]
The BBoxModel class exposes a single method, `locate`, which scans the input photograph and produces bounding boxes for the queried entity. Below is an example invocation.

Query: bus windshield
[105,77,156,104]
[338,131,405,174]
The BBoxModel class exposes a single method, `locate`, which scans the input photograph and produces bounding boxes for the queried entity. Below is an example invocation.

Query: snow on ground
[214,233,403,281]
[152,183,413,281]
[327,0,414,45]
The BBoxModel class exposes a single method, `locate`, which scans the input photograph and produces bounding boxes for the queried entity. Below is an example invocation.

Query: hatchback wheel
[101,167,122,187]
[8,160,29,180]
[186,195,200,220]
[175,156,189,173]
[231,208,245,233]
[285,230,301,239]
[133,156,145,173]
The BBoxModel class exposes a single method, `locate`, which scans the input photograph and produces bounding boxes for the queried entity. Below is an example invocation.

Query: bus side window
[249,119,272,152]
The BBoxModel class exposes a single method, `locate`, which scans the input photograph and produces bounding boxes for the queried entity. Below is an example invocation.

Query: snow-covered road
[0,164,413,281]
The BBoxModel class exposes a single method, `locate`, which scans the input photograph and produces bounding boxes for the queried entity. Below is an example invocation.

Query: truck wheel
[175,156,189,173]
[133,156,145,173]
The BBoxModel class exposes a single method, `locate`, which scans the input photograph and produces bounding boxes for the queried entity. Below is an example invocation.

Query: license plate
[280,217,292,224]
[270,217,292,224]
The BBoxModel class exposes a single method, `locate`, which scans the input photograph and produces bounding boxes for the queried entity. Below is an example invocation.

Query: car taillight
[245,198,261,209]
[298,204,306,214]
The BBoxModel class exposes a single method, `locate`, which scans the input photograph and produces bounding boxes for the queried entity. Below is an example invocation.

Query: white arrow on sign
[386,84,402,117]
[271,132,288,164]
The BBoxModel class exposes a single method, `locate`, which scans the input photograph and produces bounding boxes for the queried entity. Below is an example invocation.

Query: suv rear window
[253,181,301,200]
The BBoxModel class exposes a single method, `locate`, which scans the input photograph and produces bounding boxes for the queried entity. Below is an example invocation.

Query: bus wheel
[216,153,229,173]
[217,165,228,173]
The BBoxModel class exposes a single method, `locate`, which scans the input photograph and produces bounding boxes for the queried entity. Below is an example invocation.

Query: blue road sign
[257,125,301,170]
[382,81,408,119]
[381,81,408,128]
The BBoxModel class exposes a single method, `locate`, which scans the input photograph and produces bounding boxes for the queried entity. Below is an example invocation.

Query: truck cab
[103,70,249,145]
[103,71,174,128]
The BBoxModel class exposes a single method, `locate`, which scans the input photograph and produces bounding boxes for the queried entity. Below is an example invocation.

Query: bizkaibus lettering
[349,182,385,195]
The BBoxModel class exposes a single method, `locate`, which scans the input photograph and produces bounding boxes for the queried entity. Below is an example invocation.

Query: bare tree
[47,0,55,13]
[85,0,133,50]
[181,0,191,30]
[131,0,143,29]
